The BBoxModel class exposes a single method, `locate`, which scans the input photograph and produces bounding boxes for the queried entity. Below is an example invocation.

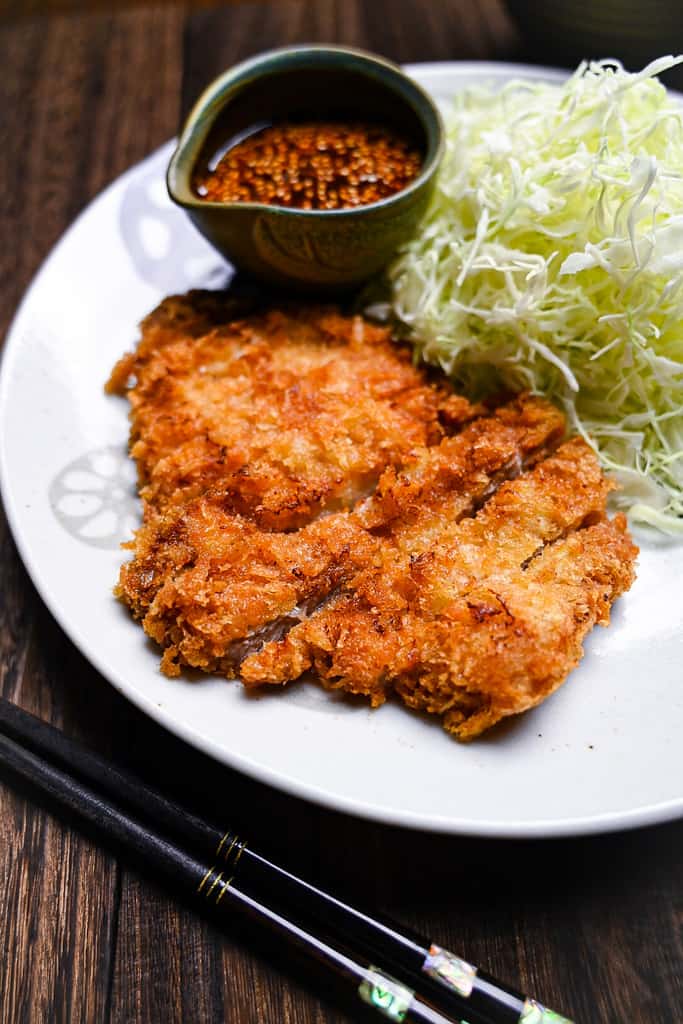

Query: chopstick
[0,728,449,1024]
[0,699,572,1024]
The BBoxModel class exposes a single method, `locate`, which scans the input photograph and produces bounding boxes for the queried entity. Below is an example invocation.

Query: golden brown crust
[112,292,638,739]
[108,294,463,530]
[240,438,638,737]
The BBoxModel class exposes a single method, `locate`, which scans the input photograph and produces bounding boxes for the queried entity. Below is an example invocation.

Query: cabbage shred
[388,57,683,533]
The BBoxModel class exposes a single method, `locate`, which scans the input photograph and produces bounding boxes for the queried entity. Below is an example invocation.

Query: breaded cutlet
[107,292,478,530]
[241,436,637,738]
[110,293,637,738]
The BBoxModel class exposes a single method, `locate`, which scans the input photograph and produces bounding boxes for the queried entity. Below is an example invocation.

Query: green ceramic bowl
[167,45,444,292]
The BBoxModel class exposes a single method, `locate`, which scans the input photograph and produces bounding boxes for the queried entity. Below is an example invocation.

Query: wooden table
[1,3,682,1021]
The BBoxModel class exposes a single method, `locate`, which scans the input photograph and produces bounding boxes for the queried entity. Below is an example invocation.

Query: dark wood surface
[1,3,682,1022]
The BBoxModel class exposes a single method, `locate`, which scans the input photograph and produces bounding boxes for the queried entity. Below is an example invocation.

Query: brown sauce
[194,121,422,210]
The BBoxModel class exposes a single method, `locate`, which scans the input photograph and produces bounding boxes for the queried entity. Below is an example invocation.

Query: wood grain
[0,0,247,17]
[0,3,682,1022]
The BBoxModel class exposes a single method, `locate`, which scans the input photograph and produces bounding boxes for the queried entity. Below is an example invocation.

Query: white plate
[2,62,682,838]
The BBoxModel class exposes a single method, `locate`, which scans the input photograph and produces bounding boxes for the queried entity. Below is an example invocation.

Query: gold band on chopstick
[215,875,234,905]
[214,831,248,869]
[215,831,233,859]
[205,870,224,900]
[196,866,213,895]
[196,863,235,905]
[197,832,246,905]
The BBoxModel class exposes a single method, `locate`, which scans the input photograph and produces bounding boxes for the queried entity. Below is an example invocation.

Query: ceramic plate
[2,62,682,837]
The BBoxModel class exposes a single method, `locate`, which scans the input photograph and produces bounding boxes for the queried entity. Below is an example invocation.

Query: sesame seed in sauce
[195,122,422,210]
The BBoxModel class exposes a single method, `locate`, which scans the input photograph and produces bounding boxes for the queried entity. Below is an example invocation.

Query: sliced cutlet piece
[117,395,563,680]
[116,503,373,677]
[239,401,578,695]
[108,298,478,530]
[239,438,637,738]
[398,514,638,739]
[356,392,565,551]
[406,436,613,604]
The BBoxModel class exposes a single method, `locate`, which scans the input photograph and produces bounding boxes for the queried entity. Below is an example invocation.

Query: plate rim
[2,58,682,839]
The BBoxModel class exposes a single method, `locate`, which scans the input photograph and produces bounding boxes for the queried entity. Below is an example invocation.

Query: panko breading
[241,438,637,737]
[110,293,638,739]
[115,391,563,680]
[107,292,476,530]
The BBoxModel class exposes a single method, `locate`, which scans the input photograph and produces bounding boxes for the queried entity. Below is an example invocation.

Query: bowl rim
[166,43,445,219]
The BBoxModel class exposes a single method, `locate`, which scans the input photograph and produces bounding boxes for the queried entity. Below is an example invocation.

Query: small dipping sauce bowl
[167,45,444,292]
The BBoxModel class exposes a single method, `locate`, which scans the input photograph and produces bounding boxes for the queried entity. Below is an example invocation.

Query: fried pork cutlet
[111,294,638,739]
[241,438,637,738]
[107,292,477,529]
[116,392,563,679]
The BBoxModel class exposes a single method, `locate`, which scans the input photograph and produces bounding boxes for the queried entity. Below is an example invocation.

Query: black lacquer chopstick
[0,727,454,1024]
[0,699,572,1024]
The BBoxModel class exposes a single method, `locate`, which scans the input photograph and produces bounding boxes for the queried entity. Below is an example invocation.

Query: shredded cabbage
[386,57,683,533]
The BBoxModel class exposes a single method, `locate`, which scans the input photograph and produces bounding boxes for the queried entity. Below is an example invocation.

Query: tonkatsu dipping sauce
[195,122,422,210]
